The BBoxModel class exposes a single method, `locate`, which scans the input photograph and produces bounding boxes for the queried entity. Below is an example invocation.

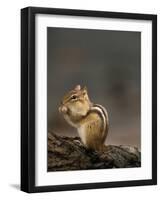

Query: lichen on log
[48,131,141,172]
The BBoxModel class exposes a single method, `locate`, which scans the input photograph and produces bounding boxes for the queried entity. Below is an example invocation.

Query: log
[48,131,141,171]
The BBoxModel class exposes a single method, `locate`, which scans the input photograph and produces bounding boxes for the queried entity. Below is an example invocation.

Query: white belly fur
[77,126,86,145]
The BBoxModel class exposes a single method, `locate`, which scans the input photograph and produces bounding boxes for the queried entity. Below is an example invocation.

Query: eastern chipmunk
[59,85,109,151]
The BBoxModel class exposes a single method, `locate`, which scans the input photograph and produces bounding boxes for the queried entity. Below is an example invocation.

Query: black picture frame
[21,6,157,193]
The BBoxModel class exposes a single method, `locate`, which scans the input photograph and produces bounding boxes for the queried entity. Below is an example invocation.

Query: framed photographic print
[21,7,157,193]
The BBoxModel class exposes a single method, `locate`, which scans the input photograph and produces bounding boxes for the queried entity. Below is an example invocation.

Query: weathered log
[48,131,141,171]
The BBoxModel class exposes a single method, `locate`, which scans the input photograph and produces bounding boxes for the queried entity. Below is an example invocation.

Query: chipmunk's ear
[82,86,88,94]
[74,85,81,91]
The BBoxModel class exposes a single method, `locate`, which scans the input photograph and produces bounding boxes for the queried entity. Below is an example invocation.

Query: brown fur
[59,85,109,151]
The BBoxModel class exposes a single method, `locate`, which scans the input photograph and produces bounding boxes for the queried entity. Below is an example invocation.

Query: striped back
[90,104,109,139]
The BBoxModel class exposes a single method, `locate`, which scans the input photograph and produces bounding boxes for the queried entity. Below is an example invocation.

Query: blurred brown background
[47,27,141,148]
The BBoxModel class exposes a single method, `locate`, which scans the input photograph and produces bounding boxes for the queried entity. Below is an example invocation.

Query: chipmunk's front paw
[59,105,68,114]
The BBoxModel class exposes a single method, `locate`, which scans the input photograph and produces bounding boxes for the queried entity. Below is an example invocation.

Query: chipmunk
[59,85,109,151]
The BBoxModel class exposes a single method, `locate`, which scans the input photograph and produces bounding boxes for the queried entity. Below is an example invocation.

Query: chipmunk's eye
[71,95,77,100]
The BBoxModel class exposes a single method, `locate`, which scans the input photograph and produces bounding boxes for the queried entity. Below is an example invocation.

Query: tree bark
[48,131,141,172]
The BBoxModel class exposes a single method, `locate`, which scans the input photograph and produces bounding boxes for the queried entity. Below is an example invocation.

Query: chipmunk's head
[59,85,91,118]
